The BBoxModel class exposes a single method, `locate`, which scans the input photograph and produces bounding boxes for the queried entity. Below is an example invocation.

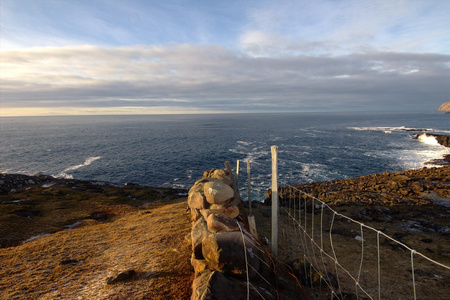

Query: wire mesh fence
[273,184,450,299]
[235,147,450,299]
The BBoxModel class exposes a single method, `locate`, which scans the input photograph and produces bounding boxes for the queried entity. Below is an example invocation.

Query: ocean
[1,112,449,201]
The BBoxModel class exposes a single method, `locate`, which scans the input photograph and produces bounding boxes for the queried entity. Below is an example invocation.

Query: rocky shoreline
[275,166,450,207]
[430,134,450,148]
[0,172,187,248]
[254,166,450,298]
[415,133,450,165]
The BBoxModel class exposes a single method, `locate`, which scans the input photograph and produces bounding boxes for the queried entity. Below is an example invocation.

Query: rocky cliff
[432,134,450,147]
[438,101,450,112]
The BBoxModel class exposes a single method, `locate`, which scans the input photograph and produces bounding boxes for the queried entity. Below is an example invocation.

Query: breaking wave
[56,156,102,179]
[350,126,450,135]
[349,126,433,132]
[417,133,441,146]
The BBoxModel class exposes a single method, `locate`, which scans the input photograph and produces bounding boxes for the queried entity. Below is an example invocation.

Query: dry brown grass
[0,181,181,248]
[0,179,193,300]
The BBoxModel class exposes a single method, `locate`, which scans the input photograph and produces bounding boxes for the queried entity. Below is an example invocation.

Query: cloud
[240,0,450,56]
[1,44,449,115]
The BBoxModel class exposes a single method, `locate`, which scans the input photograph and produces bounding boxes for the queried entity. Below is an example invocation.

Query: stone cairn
[187,168,275,300]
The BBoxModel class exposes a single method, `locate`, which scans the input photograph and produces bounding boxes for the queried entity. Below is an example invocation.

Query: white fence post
[271,146,279,257]
[247,158,252,215]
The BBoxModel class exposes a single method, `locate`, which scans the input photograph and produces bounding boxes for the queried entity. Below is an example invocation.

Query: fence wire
[235,152,449,299]
[273,182,450,299]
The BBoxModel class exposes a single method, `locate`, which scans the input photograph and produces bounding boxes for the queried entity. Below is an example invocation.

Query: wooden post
[236,160,240,182]
[224,161,236,190]
[271,146,279,257]
[247,158,252,215]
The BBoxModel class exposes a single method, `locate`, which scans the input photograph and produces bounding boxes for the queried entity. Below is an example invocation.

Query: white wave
[417,133,441,146]
[56,156,102,179]
[243,150,270,165]
[237,141,254,146]
[397,147,449,169]
[349,126,434,132]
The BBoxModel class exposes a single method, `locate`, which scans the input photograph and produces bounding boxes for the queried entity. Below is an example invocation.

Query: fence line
[233,146,450,299]
[234,219,310,300]
[273,179,450,299]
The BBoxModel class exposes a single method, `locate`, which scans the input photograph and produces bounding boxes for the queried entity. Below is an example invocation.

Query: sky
[1,0,449,116]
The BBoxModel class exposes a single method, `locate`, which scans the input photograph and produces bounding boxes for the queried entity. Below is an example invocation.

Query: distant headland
[438,101,450,113]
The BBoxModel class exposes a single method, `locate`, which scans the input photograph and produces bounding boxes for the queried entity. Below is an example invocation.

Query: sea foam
[56,156,102,179]
[417,133,441,146]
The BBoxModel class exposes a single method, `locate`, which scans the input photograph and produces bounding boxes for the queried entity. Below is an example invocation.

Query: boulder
[192,269,213,300]
[188,182,209,210]
[411,181,424,193]
[209,204,240,219]
[192,270,272,300]
[106,270,137,284]
[206,213,240,233]
[191,254,208,275]
[191,208,203,222]
[202,231,260,278]
[191,217,210,259]
[392,175,410,184]
[203,169,233,186]
[200,208,219,220]
[203,180,234,204]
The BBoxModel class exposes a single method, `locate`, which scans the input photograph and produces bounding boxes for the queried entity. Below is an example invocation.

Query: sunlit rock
[203,180,234,204]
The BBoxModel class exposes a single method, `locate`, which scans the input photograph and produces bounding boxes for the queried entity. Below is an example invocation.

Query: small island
[438,101,450,113]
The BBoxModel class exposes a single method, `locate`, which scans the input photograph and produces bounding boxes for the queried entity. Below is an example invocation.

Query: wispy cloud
[1,44,449,115]
[240,0,450,56]
[1,1,449,115]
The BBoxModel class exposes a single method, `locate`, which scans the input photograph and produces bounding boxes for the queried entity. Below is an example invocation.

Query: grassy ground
[0,176,193,299]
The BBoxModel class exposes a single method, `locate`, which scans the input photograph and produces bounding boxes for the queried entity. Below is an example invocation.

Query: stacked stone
[188,169,272,300]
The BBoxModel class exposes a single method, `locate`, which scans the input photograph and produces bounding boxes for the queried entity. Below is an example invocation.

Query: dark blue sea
[1,112,449,201]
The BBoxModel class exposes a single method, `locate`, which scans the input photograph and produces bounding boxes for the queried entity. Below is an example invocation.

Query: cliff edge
[438,101,450,112]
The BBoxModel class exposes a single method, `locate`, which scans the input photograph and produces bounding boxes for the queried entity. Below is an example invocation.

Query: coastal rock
[438,101,450,112]
[206,213,240,233]
[192,270,272,300]
[106,270,137,284]
[203,169,233,187]
[272,167,450,206]
[191,208,203,222]
[191,254,208,275]
[411,181,424,193]
[12,210,42,218]
[203,180,234,204]
[209,204,240,219]
[191,217,210,259]
[188,183,208,210]
[202,231,260,278]
[430,134,450,148]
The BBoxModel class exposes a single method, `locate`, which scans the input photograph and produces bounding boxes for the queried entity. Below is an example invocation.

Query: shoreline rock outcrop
[429,134,450,148]
[438,101,450,113]
[264,166,449,207]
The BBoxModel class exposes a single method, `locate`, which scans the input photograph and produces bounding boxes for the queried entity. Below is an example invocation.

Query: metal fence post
[271,146,279,257]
